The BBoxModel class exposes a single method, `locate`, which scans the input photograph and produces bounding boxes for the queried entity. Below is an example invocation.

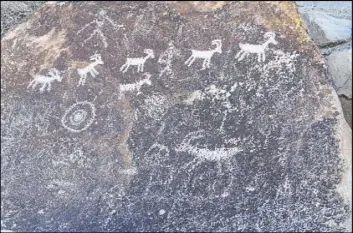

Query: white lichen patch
[141,94,168,120]
[183,90,202,105]
[259,50,300,76]
[118,167,137,175]
[158,209,166,215]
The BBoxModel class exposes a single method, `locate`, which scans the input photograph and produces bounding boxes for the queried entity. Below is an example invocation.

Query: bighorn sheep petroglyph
[120,49,155,73]
[119,73,152,98]
[235,32,278,62]
[28,68,63,93]
[77,54,104,86]
[185,39,222,70]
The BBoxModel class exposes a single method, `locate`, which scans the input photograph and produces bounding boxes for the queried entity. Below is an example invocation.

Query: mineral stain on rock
[1,1,351,232]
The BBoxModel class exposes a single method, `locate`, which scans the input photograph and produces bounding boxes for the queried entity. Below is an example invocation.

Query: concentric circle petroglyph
[61,101,96,133]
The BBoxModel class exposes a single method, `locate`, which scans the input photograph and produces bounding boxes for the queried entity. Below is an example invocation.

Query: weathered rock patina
[1,1,351,232]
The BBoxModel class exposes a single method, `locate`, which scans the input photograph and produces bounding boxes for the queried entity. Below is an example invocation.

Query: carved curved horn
[144,49,154,54]
[49,68,59,75]
[211,39,222,47]
[90,54,101,61]
[143,73,151,78]
[264,32,275,38]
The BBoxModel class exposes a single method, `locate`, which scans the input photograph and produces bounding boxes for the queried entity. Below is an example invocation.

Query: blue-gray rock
[296,1,352,46]
[1,1,352,232]
[326,49,352,98]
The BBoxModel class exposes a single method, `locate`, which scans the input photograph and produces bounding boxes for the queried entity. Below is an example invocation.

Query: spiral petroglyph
[61,101,96,133]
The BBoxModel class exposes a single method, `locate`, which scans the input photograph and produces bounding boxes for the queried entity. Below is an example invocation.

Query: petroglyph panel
[1,2,351,233]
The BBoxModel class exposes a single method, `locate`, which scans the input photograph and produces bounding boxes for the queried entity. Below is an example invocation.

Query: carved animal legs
[89,69,98,78]
[257,53,262,63]
[238,51,248,61]
[185,56,193,65]
[185,56,196,66]
[120,63,130,73]
[137,63,144,72]
[235,50,248,61]
[257,52,266,62]
[207,58,212,68]
[201,58,209,70]
[39,83,47,93]
[180,158,202,190]
[235,50,243,60]
[78,73,87,86]
[28,80,37,89]
[90,68,99,76]
[46,83,52,92]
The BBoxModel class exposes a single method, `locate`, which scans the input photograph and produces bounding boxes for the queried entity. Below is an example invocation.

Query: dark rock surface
[1,1,352,232]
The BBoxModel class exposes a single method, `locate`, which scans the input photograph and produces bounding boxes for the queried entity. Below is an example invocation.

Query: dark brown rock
[1,1,351,232]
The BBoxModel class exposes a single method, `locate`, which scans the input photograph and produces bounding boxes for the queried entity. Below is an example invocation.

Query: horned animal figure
[184,39,222,70]
[77,54,104,86]
[120,49,155,73]
[119,73,152,98]
[27,68,63,93]
[235,32,278,62]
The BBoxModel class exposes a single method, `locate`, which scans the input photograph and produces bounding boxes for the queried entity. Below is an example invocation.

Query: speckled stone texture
[1,1,352,232]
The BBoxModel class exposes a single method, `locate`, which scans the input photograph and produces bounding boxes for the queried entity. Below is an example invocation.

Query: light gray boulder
[326,49,352,98]
[296,1,352,46]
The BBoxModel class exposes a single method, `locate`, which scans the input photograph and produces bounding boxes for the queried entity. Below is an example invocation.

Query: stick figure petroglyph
[120,49,155,73]
[185,39,222,70]
[77,54,104,86]
[158,41,181,77]
[27,68,63,93]
[77,10,124,48]
[235,32,278,62]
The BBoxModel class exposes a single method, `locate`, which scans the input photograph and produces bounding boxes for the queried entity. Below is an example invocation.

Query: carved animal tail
[27,81,34,88]
[119,62,128,72]
[27,77,35,88]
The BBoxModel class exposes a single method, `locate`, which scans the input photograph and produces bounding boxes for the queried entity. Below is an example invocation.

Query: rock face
[0,1,45,37]
[326,49,352,98]
[296,1,352,46]
[1,1,352,232]
[296,1,352,129]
